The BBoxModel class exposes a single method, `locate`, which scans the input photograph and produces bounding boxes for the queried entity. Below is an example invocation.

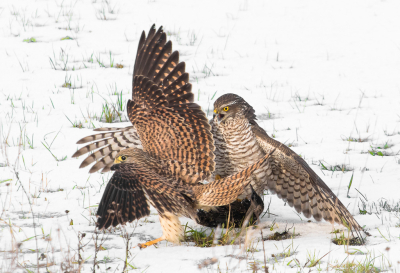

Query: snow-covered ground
[1,0,400,272]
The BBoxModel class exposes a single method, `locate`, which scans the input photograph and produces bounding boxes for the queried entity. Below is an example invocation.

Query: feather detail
[196,148,276,206]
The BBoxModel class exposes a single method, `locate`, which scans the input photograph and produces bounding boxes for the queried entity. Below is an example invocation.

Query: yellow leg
[139,213,183,249]
[138,237,164,249]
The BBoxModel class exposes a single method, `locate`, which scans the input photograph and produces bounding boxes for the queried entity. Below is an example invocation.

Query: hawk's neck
[219,118,265,172]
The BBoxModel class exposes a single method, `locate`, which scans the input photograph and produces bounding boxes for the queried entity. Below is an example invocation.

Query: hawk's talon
[138,237,164,249]
[138,243,147,249]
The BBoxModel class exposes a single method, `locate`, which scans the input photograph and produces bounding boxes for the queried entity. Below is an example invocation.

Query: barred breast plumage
[212,114,270,197]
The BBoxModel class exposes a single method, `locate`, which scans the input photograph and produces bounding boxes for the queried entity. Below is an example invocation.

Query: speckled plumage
[72,25,276,248]
[211,93,365,240]
[72,24,364,243]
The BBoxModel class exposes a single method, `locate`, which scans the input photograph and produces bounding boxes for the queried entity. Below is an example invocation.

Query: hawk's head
[213,93,256,124]
[111,148,145,170]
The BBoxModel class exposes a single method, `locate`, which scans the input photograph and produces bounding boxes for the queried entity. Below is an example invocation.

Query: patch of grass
[287,141,297,148]
[187,30,198,46]
[97,91,127,123]
[61,36,73,40]
[332,232,363,246]
[106,82,122,96]
[40,129,67,161]
[0,178,12,184]
[184,226,214,247]
[61,74,83,89]
[291,97,308,113]
[65,115,83,128]
[264,225,299,241]
[375,141,391,150]
[115,63,123,68]
[368,148,385,157]
[183,223,241,247]
[329,252,391,272]
[314,94,325,106]
[41,142,67,161]
[292,91,309,102]
[100,103,118,123]
[109,51,114,67]
[319,161,353,172]
[358,201,370,215]
[347,172,354,198]
[271,243,298,259]
[23,37,36,43]
[331,259,377,272]
[342,136,369,142]
[49,47,71,71]
[95,2,118,21]
[305,250,324,268]
[331,229,341,234]
[192,62,216,78]
[366,142,393,157]
[377,198,400,213]
[95,53,106,67]
[62,82,71,88]
[265,230,299,241]
[202,63,215,77]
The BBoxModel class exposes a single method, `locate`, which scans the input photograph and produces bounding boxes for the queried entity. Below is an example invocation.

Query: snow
[1,0,400,272]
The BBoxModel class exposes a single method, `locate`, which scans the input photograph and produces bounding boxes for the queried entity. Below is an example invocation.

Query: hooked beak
[213,111,225,124]
[111,157,123,171]
[217,114,225,122]
[114,157,122,164]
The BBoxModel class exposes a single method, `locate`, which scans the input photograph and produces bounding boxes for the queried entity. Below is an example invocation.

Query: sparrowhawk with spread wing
[73,25,365,243]
[72,25,275,248]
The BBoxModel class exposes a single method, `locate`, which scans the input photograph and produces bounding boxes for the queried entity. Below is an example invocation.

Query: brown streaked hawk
[73,25,365,242]
[72,25,275,248]
[211,93,365,240]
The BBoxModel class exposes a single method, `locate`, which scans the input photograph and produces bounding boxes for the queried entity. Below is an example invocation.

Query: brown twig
[260,228,268,273]
[308,250,333,268]
[225,204,231,240]
[13,130,40,273]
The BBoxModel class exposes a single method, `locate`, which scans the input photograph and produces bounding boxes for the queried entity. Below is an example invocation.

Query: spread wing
[123,25,214,184]
[96,166,150,229]
[251,123,364,238]
[128,74,214,184]
[72,24,212,175]
[96,162,198,229]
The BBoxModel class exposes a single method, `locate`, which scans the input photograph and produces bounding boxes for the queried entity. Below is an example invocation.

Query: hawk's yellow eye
[223,106,229,112]
[214,109,217,113]
[114,155,127,164]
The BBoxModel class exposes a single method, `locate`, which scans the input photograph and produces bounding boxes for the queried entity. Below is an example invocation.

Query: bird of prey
[211,93,365,239]
[72,25,276,248]
[72,25,365,241]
